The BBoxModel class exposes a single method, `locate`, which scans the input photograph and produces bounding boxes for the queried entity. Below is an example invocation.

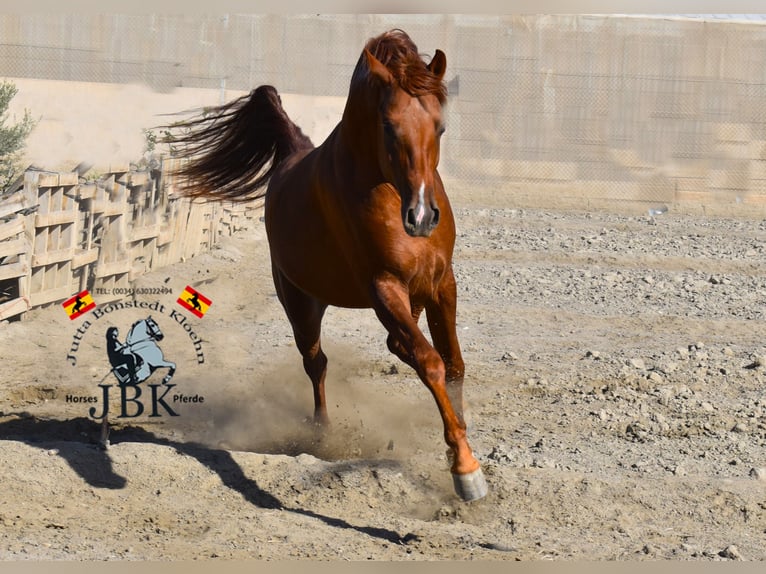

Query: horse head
[350,30,448,238]
[128,316,164,344]
[143,315,164,342]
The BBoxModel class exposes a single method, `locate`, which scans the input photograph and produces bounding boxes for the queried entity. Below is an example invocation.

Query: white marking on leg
[415,181,426,225]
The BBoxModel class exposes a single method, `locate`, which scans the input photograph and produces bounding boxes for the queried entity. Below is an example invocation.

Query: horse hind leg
[304,345,329,426]
[273,268,330,426]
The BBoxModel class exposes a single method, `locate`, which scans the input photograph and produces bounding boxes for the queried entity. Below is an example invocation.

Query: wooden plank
[58,172,79,186]
[169,200,190,264]
[72,248,99,269]
[183,203,205,259]
[56,260,74,292]
[0,261,29,281]
[35,210,78,227]
[31,247,75,267]
[61,217,76,252]
[94,259,131,278]
[0,191,27,219]
[0,297,29,321]
[0,218,25,242]
[42,260,56,292]
[89,200,106,214]
[90,201,127,216]
[78,183,98,200]
[29,263,43,296]
[33,227,47,266]
[129,171,150,186]
[129,223,161,242]
[35,185,50,215]
[0,237,28,259]
[37,173,60,187]
[48,224,61,256]
[51,185,63,213]
[29,284,72,307]
[157,226,173,246]
[23,170,40,188]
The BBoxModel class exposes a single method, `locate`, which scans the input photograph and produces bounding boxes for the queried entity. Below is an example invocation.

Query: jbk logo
[90,316,180,420]
[64,307,207,422]
[89,381,180,420]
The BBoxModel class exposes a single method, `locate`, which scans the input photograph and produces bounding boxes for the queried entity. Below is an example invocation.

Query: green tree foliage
[0,80,36,192]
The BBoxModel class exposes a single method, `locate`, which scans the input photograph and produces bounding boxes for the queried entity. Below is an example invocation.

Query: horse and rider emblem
[106,316,176,385]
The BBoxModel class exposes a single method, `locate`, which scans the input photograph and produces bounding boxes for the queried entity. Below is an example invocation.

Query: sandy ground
[2,186,766,560]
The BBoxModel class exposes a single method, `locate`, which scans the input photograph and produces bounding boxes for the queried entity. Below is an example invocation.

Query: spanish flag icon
[62,290,96,320]
[177,285,212,318]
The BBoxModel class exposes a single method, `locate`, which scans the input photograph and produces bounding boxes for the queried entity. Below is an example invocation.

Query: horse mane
[353,29,447,103]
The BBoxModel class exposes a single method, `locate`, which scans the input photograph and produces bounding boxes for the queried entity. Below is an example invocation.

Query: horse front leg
[425,267,467,428]
[385,303,423,368]
[372,276,487,502]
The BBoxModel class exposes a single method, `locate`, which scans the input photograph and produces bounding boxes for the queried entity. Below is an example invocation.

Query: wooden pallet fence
[0,185,33,321]
[0,158,261,321]
[89,168,132,303]
[26,170,81,308]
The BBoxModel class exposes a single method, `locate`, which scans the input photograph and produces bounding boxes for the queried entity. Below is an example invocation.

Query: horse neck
[126,323,144,344]
[337,91,385,179]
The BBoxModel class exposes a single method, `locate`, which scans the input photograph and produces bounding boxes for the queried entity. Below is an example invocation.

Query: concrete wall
[5,78,345,172]
[2,14,766,212]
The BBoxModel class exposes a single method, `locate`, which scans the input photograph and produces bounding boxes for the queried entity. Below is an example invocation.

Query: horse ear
[428,49,447,80]
[364,49,393,86]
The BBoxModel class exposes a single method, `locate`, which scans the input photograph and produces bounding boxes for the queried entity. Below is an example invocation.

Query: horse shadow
[0,413,418,545]
[0,414,127,489]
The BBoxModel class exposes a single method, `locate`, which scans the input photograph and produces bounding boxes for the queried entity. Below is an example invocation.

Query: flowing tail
[165,85,314,202]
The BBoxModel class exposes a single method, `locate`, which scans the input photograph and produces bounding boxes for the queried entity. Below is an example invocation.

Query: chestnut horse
[168,30,487,501]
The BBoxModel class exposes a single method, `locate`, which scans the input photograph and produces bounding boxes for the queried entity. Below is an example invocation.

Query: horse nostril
[431,207,440,227]
[406,208,417,228]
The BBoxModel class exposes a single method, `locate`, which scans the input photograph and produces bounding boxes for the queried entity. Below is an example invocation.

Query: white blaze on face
[415,181,426,225]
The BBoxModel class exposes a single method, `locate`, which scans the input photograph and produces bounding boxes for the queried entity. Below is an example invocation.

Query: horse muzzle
[404,202,440,237]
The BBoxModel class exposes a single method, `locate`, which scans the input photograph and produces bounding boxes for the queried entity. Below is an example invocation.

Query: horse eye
[437,125,446,137]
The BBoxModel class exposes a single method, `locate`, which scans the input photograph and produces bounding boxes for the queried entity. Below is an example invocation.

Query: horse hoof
[452,467,488,502]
